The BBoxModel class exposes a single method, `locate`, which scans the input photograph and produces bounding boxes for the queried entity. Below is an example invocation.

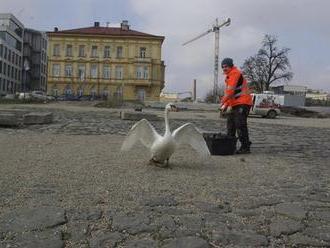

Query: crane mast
[213,19,220,103]
[183,18,231,103]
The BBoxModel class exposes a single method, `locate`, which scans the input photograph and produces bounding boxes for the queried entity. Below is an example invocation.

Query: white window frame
[103,65,111,79]
[139,47,146,58]
[104,46,111,58]
[66,44,73,57]
[143,66,149,79]
[115,66,123,79]
[78,45,85,57]
[91,46,98,57]
[78,65,85,80]
[65,64,72,77]
[136,66,143,79]
[52,64,60,77]
[116,46,123,58]
[53,44,60,56]
[91,64,98,78]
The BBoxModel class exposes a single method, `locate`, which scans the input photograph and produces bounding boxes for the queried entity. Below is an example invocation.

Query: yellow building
[46,21,165,101]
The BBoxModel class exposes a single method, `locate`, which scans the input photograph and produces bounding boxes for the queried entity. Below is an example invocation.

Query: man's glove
[220,104,232,113]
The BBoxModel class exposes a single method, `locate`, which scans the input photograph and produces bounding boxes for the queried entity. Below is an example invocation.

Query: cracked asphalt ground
[0,102,329,247]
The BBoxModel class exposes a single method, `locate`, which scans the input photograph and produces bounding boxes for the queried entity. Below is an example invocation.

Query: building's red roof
[47,26,164,40]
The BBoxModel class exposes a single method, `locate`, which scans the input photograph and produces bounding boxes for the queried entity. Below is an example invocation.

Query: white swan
[121,103,210,166]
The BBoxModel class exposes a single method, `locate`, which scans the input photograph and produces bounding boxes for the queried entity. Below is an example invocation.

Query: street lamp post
[23,59,30,99]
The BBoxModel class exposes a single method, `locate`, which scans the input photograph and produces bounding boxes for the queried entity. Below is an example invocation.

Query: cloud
[1,0,330,96]
[128,0,330,95]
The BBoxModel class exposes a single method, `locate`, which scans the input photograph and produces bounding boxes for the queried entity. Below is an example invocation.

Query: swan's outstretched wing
[172,123,210,157]
[121,119,160,151]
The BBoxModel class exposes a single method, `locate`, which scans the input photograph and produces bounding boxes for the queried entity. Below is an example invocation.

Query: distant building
[160,92,180,102]
[271,85,307,96]
[23,28,48,92]
[271,84,307,106]
[160,91,193,102]
[0,13,24,95]
[306,90,329,101]
[46,21,165,101]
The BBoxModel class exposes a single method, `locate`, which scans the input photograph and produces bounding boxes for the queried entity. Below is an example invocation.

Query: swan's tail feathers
[172,123,211,157]
[121,119,160,151]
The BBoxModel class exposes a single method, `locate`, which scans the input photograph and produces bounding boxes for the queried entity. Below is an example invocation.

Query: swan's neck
[164,109,170,135]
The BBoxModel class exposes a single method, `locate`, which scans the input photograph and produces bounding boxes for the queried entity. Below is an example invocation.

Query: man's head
[221,58,234,74]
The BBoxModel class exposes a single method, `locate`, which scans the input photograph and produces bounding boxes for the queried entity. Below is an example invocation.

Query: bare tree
[242,35,293,92]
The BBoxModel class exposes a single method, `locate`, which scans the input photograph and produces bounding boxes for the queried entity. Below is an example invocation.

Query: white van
[250,92,281,118]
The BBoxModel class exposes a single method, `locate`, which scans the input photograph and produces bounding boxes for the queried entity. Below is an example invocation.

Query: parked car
[31,91,55,101]
[250,93,281,118]
[17,92,32,99]
[4,94,16,99]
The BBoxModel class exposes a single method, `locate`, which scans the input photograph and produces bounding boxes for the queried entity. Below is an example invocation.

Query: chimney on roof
[54,27,58,32]
[94,22,100,27]
[121,20,129,31]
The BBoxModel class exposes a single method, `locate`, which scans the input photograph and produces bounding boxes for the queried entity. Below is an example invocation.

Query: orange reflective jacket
[221,66,252,107]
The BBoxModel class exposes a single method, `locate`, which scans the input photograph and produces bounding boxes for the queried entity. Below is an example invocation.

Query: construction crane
[183,18,231,103]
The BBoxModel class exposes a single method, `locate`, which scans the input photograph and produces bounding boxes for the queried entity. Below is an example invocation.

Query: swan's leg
[149,157,162,165]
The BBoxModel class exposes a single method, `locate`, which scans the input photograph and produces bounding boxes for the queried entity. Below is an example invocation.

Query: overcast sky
[1,0,329,97]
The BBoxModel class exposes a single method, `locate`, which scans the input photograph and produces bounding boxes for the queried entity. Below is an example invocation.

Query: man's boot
[236,141,252,154]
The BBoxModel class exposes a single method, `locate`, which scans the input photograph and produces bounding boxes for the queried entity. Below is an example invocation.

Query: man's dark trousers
[227,104,251,149]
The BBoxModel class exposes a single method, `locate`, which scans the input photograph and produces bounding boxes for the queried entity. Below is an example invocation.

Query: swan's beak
[170,105,178,112]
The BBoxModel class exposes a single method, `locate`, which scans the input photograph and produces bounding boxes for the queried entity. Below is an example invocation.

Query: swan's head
[165,103,177,112]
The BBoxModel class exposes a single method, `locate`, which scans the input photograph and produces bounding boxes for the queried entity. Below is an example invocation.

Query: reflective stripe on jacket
[221,66,252,107]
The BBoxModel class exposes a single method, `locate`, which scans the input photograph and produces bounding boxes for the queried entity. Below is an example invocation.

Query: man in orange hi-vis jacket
[220,58,253,154]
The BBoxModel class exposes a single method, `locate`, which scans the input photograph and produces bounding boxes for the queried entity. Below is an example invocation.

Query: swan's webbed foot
[149,158,169,168]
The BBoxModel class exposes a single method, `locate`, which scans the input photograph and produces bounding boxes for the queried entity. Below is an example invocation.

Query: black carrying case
[203,132,237,155]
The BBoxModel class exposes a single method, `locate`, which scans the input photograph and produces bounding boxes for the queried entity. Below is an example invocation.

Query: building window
[136,66,143,79]
[137,88,145,101]
[136,66,148,79]
[78,65,85,80]
[79,45,85,57]
[4,47,7,60]
[103,65,111,79]
[91,46,98,57]
[139,47,146,58]
[143,66,149,79]
[65,64,73,77]
[66,45,73,57]
[116,46,123,58]
[115,66,123,79]
[53,44,60,56]
[0,44,2,58]
[104,46,111,58]
[91,64,98,78]
[52,64,60,77]
[0,61,2,74]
